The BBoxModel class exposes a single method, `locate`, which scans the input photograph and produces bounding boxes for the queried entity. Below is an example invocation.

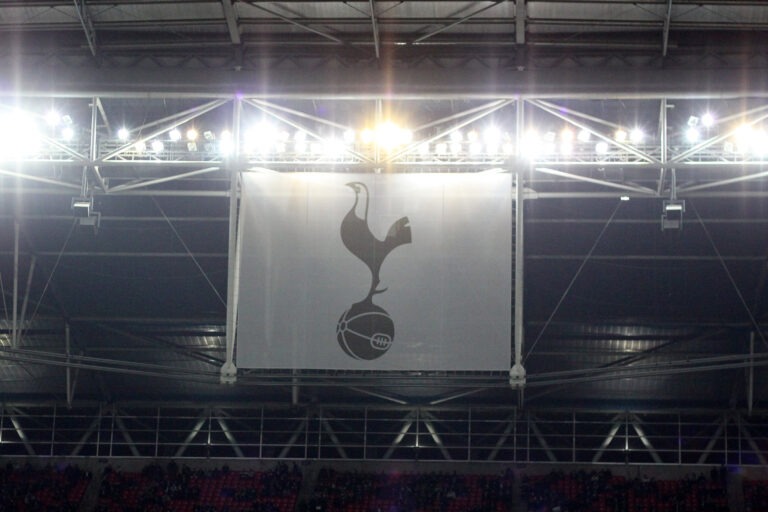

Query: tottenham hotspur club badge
[336,182,412,360]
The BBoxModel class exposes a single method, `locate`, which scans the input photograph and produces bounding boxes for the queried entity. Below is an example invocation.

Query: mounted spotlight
[71,197,92,218]
[687,116,700,127]
[662,200,685,231]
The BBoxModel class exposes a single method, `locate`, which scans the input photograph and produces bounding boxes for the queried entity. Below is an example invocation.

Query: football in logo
[336,301,395,360]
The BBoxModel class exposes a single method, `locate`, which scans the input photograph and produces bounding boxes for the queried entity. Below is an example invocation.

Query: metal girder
[114,413,140,457]
[697,416,725,464]
[487,412,516,461]
[534,167,656,195]
[175,409,209,458]
[515,0,526,45]
[593,414,623,463]
[369,0,380,59]
[246,3,343,44]
[384,412,414,459]
[9,413,35,455]
[321,419,348,459]
[528,415,556,462]
[629,414,662,464]
[216,414,244,458]
[278,419,307,459]
[662,0,673,57]
[422,416,451,460]
[221,0,242,45]
[70,415,100,456]
[413,2,501,44]
[73,0,97,57]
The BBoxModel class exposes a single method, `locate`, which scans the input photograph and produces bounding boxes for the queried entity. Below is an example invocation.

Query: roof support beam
[247,3,343,44]
[221,0,241,45]
[662,0,673,57]
[515,0,526,45]
[369,0,380,58]
[414,2,501,44]
[73,0,97,57]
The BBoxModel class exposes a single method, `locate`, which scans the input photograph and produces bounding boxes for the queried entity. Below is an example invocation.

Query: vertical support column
[510,99,526,389]
[12,221,19,348]
[65,324,72,406]
[748,331,755,416]
[221,97,241,384]
[658,98,668,196]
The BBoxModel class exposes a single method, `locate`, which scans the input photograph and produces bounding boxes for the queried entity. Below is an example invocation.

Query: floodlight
[324,139,345,157]
[544,132,556,143]
[753,130,768,156]
[134,141,147,152]
[436,142,448,154]
[467,130,479,142]
[483,127,501,145]
[375,122,401,150]
[71,197,92,218]
[450,130,463,143]
[595,141,609,154]
[295,141,308,153]
[295,130,307,142]
[186,129,198,141]
[486,142,500,154]
[543,143,556,155]
[203,130,215,141]
[219,139,234,156]
[687,116,700,127]
[117,127,130,141]
[310,142,322,154]
[275,143,287,154]
[62,127,74,141]
[734,124,755,152]
[187,142,198,152]
[469,142,482,154]
[45,110,61,127]
[342,129,356,144]
[399,129,413,145]
[561,128,574,142]
[62,115,73,125]
[521,130,542,158]
[620,196,630,201]
[560,142,573,155]
[360,128,374,144]
[417,142,430,155]
[629,129,644,144]
[685,127,700,143]
[220,130,232,140]
[723,141,734,153]
[169,129,182,142]
[502,142,515,155]
[151,140,164,153]
[279,131,290,142]
[450,142,462,154]
[701,113,715,128]
[577,129,592,142]
[614,129,627,142]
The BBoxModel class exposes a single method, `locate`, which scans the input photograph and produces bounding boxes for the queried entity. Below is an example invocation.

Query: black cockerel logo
[336,182,412,360]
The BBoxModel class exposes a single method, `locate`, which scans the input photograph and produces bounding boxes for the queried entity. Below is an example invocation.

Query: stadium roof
[1,0,768,413]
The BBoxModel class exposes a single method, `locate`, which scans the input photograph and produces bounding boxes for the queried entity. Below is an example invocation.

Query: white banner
[236,172,512,370]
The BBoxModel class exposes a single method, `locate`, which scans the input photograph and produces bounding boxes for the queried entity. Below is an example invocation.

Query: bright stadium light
[734,124,755,152]
[399,129,413,145]
[702,113,715,128]
[62,126,74,141]
[343,129,355,144]
[467,130,479,142]
[685,127,700,143]
[295,140,308,153]
[117,127,130,141]
[436,142,448,154]
[310,142,322,154]
[502,142,514,155]
[521,130,542,158]
[629,129,644,144]
[450,130,463,143]
[469,141,482,154]
[324,138,345,157]
[220,138,234,156]
[375,122,402,150]
[45,110,61,127]
[561,128,574,142]
[450,142,462,154]
[360,128,373,144]
[0,111,41,158]
[614,129,627,143]
[295,130,307,142]
[278,130,290,142]
[483,127,501,145]
[595,141,609,154]
[186,128,198,141]
[560,142,573,155]
[417,142,430,155]
[151,140,164,153]
[169,129,182,142]
[134,141,147,152]
[220,130,232,141]
[577,129,591,142]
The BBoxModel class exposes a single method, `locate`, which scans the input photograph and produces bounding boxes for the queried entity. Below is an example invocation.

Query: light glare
[169,129,182,142]
[117,127,130,141]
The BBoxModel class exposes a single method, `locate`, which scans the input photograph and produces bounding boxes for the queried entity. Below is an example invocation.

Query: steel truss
[1,403,767,466]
